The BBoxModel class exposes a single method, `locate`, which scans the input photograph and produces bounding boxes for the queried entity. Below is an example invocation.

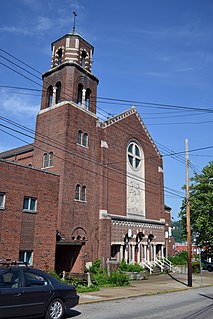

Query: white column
[144,245,147,261]
[153,244,156,260]
[161,245,164,258]
[137,244,140,263]
[147,245,150,262]
[82,88,86,108]
[124,245,128,262]
[132,245,135,263]
[52,86,57,106]
[120,245,124,262]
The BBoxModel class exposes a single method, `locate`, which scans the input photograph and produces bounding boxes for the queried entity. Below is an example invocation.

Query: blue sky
[0,0,213,219]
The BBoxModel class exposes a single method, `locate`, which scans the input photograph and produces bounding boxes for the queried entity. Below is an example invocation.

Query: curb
[79,284,213,305]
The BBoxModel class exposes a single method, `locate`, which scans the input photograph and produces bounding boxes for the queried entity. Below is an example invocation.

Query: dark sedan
[0,262,79,319]
[202,260,213,272]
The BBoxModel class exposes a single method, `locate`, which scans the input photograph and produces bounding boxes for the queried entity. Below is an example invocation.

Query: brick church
[0,31,171,273]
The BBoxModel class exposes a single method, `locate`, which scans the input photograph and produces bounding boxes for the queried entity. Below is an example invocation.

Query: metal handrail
[154,258,164,272]
[141,259,153,274]
[162,257,173,271]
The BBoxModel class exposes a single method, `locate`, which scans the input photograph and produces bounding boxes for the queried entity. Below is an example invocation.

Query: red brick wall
[1,151,33,166]
[0,160,59,270]
[102,113,164,220]
[33,103,102,264]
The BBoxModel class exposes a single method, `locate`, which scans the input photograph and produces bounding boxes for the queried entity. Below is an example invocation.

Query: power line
[0,48,41,74]
[0,49,209,175]
[0,61,41,87]
[0,53,42,81]
[0,125,183,199]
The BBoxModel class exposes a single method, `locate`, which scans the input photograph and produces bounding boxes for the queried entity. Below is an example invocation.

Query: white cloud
[35,16,53,32]
[1,92,40,117]
[0,26,32,36]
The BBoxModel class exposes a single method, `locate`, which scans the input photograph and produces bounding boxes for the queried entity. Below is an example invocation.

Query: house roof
[0,144,34,159]
[100,106,161,157]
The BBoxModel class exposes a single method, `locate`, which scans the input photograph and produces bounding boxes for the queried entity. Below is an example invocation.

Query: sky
[0,0,213,219]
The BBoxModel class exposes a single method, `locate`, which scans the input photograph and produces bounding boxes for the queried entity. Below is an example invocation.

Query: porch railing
[153,257,164,272]
[141,259,153,274]
[162,257,173,271]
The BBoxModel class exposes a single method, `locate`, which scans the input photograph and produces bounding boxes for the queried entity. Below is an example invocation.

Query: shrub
[192,262,200,274]
[84,259,130,287]
[168,250,188,265]
[48,271,62,281]
[118,260,144,272]
[87,259,102,274]
[109,271,130,286]
[92,272,109,286]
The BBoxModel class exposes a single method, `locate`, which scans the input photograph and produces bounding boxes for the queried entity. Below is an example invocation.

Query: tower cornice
[51,33,94,54]
[42,61,99,84]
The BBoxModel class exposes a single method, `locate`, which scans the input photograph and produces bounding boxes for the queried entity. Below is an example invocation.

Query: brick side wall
[1,151,33,166]
[0,160,59,270]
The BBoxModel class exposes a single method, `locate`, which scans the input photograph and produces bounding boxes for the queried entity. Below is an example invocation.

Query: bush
[92,272,109,286]
[48,271,62,281]
[84,259,130,287]
[109,271,130,286]
[87,259,102,274]
[118,260,144,272]
[192,262,200,274]
[168,251,188,265]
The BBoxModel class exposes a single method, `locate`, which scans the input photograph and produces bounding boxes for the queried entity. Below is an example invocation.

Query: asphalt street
[69,286,213,319]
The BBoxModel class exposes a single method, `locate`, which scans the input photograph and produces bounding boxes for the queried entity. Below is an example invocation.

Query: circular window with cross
[127,142,142,169]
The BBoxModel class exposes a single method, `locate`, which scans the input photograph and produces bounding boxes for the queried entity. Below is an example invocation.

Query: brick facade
[0,160,59,270]
[0,32,172,272]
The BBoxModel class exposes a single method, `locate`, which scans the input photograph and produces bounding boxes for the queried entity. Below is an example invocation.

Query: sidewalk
[79,271,213,304]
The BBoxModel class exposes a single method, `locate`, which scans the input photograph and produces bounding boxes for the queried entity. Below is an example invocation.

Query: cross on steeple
[72,12,77,34]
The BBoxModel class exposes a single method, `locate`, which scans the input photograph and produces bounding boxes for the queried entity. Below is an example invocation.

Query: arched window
[49,152,53,167]
[126,140,145,218]
[82,186,86,201]
[81,50,87,68]
[43,153,49,168]
[127,142,142,169]
[83,133,88,147]
[78,130,83,145]
[47,86,53,107]
[75,184,81,200]
[85,88,91,110]
[56,82,61,104]
[57,48,63,65]
[77,83,83,105]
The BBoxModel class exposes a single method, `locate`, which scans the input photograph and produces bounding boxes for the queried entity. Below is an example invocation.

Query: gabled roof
[100,106,161,157]
[0,144,34,159]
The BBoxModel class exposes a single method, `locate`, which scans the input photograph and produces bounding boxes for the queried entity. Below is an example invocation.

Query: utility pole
[186,139,192,287]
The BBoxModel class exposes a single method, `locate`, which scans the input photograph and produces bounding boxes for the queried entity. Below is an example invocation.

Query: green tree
[171,220,184,243]
[179,161,213,258]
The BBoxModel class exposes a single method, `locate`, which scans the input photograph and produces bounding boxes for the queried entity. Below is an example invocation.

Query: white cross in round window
[128,142,141,169]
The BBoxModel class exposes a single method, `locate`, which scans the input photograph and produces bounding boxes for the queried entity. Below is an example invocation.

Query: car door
[18,269,53,317]
[0,269,23,319]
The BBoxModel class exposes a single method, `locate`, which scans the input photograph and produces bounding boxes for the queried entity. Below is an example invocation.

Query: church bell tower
[40,32,99,114]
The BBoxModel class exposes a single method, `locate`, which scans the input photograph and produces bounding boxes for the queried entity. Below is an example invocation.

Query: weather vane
[72,12,77,34]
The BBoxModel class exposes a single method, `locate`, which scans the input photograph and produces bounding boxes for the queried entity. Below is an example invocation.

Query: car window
[24,271,49,287]
[0,270,20,288]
